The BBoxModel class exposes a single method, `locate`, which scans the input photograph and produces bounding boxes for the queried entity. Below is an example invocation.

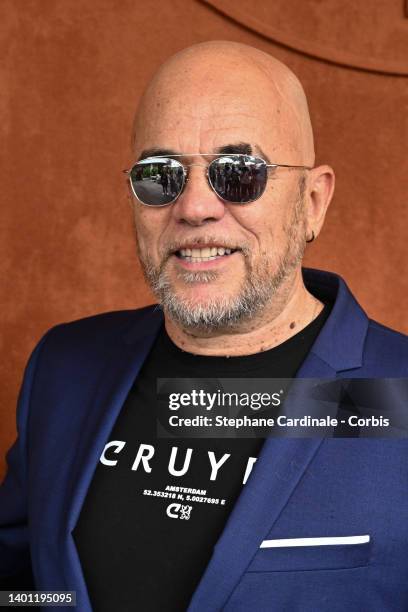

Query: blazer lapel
[58,310,163,607]
[187,354,336,611]
[188,271,370,610]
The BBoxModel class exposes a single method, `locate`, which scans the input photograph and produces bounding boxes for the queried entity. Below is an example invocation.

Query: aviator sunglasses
[124,154,312,206]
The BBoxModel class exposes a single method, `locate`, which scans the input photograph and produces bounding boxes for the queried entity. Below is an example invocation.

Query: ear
[304,164,335,240]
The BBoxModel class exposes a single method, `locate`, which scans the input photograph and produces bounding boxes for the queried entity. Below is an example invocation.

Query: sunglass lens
[209,155,267,203]
[130,157,184,206]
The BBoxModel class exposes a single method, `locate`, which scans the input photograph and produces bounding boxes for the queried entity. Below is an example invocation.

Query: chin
[168,264,238,294]
[160,283,262,332]
[175,285,237,308]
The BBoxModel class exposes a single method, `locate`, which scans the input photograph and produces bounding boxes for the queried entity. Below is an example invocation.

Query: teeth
[178,246,235,259]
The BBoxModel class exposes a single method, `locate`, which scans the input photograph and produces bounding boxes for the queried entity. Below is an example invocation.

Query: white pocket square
[260,535,370,548]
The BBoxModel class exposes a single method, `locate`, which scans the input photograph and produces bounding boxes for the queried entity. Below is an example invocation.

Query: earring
[306,230,315,243]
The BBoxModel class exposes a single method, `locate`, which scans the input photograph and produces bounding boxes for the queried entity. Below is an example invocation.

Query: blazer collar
[302,268,368,372]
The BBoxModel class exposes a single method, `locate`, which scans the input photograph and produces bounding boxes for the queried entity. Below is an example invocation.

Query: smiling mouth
[174,246,239,263]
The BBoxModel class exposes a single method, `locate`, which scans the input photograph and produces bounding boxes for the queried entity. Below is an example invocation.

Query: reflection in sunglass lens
[208,155,267,203]
[130,157,185,206]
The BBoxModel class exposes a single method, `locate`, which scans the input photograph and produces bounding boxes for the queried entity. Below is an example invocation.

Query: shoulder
[34,304,162,359]
[366,319,408,350]
[54,304,159,333]
[363,319,408,375]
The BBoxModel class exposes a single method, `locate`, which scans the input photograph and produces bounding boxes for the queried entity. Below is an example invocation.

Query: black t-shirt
[73,304,331,611]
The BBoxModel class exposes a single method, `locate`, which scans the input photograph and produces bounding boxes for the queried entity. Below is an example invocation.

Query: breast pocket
[247,535,371,572]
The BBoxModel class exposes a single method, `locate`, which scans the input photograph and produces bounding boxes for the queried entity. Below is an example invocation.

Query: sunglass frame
[123,153,312,207]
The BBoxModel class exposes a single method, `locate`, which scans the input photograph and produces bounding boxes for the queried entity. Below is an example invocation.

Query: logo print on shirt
[166,503,193,520]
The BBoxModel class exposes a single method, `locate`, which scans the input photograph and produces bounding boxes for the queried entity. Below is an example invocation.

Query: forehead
[133,66,303,161]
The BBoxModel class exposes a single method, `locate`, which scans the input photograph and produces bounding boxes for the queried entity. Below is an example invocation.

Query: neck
[164,267,324,357]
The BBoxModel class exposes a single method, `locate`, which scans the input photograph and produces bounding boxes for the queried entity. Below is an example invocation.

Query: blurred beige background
[1,0,407,477]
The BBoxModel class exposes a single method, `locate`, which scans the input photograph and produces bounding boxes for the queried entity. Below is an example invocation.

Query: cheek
[231,201,285,252]
[133,209,164,257]
[260,182,301,237]
[134,206,168,235]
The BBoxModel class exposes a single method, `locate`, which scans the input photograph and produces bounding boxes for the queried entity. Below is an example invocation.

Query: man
[1,41,408,611]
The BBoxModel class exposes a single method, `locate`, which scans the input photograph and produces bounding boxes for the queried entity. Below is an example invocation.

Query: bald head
[132,41,315,166]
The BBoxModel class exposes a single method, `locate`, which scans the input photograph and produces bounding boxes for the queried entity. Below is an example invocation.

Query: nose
[171,166,226,226]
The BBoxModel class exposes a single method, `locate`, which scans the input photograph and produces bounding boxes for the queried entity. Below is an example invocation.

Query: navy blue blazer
[1,268,408,611]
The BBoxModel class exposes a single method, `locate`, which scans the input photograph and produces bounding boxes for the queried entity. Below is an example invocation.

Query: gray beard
[137,181,307,332]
